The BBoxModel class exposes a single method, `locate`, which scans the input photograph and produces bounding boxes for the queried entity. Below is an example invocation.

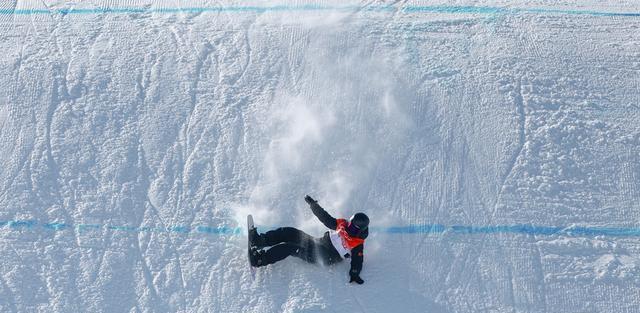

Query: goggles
[347,222,364,237]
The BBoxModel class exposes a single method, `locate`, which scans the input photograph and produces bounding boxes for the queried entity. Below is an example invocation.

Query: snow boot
[249,247,267,267]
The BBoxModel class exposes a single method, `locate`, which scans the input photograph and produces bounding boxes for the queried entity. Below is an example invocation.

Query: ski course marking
[2,219,640,237]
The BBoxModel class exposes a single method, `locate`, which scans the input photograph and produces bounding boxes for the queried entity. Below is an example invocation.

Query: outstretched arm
[304,195,337,229]
[349,244,364,284]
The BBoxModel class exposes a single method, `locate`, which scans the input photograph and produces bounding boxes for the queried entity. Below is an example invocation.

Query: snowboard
[247,214,256,278]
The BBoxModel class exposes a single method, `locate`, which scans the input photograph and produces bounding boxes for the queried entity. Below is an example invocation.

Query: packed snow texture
[1,1,640,312]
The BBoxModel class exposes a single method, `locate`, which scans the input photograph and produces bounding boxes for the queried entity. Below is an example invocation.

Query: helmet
[347,212,369,236]
[349,213,369,229]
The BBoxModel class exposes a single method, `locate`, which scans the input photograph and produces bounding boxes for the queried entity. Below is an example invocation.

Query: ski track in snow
[1,0,640,312]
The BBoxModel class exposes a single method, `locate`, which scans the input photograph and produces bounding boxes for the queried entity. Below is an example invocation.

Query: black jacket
[308,201,366,277]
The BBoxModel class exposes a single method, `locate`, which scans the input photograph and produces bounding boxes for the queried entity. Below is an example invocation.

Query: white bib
[329,230,350,258]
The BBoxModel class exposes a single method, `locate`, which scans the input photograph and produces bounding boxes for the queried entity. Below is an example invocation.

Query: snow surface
[1,1,640,312]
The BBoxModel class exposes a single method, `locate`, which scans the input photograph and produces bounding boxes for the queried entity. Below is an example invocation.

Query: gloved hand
[349,274,364,285]
[304,195,317,204]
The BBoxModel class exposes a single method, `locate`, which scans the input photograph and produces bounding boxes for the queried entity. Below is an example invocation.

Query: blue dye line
[0,5,638,17]
[170,226,191,234]
[196,226,242,235]
[2,220,640,238]
[43,222,69,231]
[379,224,640,237]
[107,225,140,232]
[77,224,102,232]
[8,220,38,228]
[0,220,242,236]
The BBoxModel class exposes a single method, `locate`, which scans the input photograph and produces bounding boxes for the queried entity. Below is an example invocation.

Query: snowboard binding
[247,215,267,268]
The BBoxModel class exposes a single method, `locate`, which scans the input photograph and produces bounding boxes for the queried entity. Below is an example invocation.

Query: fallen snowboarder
[247,195,369,284]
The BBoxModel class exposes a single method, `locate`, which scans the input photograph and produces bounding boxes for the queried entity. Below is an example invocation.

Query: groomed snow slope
[1,1,640,312]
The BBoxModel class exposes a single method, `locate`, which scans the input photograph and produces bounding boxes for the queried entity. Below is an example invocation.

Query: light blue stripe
[8,220,37,228]
[77,224,102,232]
[384,224,640,236]
[138,226,168,233]
[375,224,447,234]
[2,220,640,237]
[196,226,242,235]
[43,222,69,230]
[0,5,638,17]
[107,225,139,232]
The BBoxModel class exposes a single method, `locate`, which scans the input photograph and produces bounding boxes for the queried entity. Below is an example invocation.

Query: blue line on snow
[169,226,191,234]
[0,5,638,17]
[2,220,640,237]
[43,222,69,230]
[8,220,37,228]
[77,224,102,232]
[381,224,640,236]
[196,226,242,235]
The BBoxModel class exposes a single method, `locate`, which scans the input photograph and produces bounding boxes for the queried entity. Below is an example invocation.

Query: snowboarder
[248,195,369,285]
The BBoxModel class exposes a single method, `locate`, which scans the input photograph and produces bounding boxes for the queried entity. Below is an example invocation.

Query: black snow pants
[260,227,341,266]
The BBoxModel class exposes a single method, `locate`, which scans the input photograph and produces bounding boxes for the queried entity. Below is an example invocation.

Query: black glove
[349,274,364,285]
[304,195,317,204]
